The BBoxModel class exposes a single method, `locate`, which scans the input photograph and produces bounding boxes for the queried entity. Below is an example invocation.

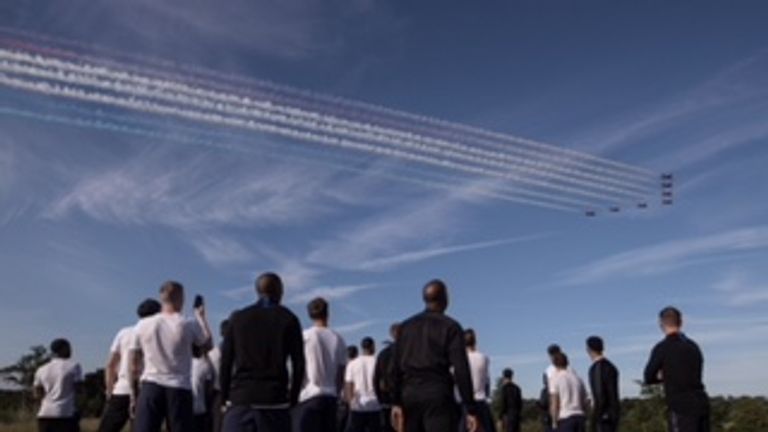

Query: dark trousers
[594,418,619,432]
[346,411,381,432]
[294,395,338,432]
[558,415,587,432]
[99,395,131,432]
[38,417,79,432]
[134,381,194,432]
[402,398,460,432]
[194,413,213,432]
[337,402,350,432]
[668,411,710,432]
[503,415,521,432]
[380,407,394,432]
[223,405,291,432]
[464,402,494,432]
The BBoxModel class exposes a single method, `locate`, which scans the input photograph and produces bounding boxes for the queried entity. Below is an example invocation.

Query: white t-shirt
[34,358,83,418]
[109,326,136,396]
[344,355,380,412]
[299,326,347,401]
[208,346,221,391]
[132,312,207,390]
[550,368,588,420]
[468,350,490,402]
[191,357,214,415]
[546,364,574,392]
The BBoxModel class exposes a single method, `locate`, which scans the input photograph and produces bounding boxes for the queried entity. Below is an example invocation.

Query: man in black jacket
[499,369,522,432]
[220,272,306,432]
[389,279,478,432]
[586,336,620,432]
[644,307,710,432]
[373,323,399,432]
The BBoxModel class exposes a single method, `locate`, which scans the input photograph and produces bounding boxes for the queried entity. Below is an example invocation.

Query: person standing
[98,299,161,432]
[463,329,494,432]
[586,336,620,432]
[338,346,360,432]
[644,307,710,432]
[499,369,522,432]
[549,353,588,432]
[34,339,83,432]
[373,323,399,432]
[219,272,306,432]
[192,345,215,432]
[130,281,213,432]
[209,319,230,432]
[389,279,478,432]
[295,298,348,432]
[344,337,381,432]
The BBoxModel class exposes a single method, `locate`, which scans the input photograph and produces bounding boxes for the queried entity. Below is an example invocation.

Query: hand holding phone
[194,295,204,309]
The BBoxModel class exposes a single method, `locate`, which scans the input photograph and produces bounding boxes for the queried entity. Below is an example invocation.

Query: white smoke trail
[0,31,656,183]
[0,51,654,203]
[0,46,655,194]
[0,104,584,213]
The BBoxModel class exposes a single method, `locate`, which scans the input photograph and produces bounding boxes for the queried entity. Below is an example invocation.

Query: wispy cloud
[186,234,254,267]
[713,269,768,307]
[357,233,550,271]
[334,319,378,336]
[285,283,379,305]
[559,226,768,286]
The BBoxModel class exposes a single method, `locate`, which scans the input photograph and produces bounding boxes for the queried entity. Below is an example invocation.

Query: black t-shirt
[500,381,523,418]
[373,344,395,405]
[644,333,709,416]
[588,358,620,421]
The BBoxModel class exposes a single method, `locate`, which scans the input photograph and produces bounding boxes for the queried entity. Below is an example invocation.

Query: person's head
[552,352,569,370]
[389,322,401,341]
[347,345,359,361]
[159,281,185,312]
[659,306,683,335]
[192,344,203,359]
[256,272,284,303]
[586,336,604,360]
[361,337,375,355]
[503,368,514,381]
[422,279,449,313]
[464,328,477,350]
[137,298,162,318]
[547,344,561,359]
[50,338,72,359]
[219,319,230,338]
[307,297,329,324]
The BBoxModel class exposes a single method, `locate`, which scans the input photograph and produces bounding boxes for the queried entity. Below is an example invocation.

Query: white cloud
[334,319,377,335]
[186,234,254,267]
[559,226,768,286]
[285,283,378,305]
[713,270,768,307]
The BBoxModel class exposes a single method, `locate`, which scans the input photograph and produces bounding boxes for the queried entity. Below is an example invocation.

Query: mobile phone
[193,295,204,309]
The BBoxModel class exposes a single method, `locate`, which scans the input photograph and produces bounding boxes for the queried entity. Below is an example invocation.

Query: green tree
[0,345,50,414]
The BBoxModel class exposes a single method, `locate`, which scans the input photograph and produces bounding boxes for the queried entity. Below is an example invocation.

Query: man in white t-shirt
[34,338,83,432]
[191,345,215,432]
[98,298,161,432]
[463,329,494,432]
[130,281,212,432]
[343,337,380,432]
[549,352,588,432]
[296,297,347,432]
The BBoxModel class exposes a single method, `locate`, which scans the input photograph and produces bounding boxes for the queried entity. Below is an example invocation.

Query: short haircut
[361,337,375,353]
[659,306,682,327]
[50,339,71,359]
[423,279,448,304]
[547,344,562,356]
[347,345,359,360]
[256,272,283,301]
[159,280,184,304]
[307,297,329,320]
[137,298,161,318]
[586,336,604,354]
[552,352,569,369]
[503,368,513,379]
[464,328,477,348]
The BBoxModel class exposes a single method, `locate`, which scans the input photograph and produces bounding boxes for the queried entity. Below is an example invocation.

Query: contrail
[0,50,656,204]
[0,104,584,213]
[0,48,653,198]
[0,31,656,184]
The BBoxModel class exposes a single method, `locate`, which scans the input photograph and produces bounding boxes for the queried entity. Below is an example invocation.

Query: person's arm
[33,369,44,402]
[448,324,478,432]
[499,384,509,420]
[590,364,604,418]
[373,351,385,402]
[104,351,120,398]
[514,386,523,413]
[219,314,235,405]
[606,365,620,419]
[549,392,560,429]
[643,344,664,385]
[388,340,405,432]
[287,316,306,407]
[193,304,214,352]
[128,349,143,417]
[335,338,347,396]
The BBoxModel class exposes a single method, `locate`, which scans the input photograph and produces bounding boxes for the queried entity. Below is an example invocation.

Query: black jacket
[588,358,620,422]
[220,299,305,406]
[500,381,523,419]
[644,332,709,416]
[373,343,395,405]
[389,310,476,414]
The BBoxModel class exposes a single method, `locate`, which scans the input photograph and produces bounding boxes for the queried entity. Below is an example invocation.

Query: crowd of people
[31,274,711,432]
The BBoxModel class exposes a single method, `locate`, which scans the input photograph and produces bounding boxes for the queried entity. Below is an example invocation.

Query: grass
[0,418,101,432]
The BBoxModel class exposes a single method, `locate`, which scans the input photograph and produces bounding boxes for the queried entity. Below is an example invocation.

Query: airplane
[585,210,596,217]
[637,202,649,209]
[609,206,621,213]
[662,182,674,188]
[663,199,673,205]
[661,173,674,180]
[662,191,673,198]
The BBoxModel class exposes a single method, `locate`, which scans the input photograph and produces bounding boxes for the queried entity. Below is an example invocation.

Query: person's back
[35,339,82,432]
[373,324,399,432]
[586,336,620,432]
[343,337,380,432]
[644,307,709,432]
[499,369,522,432]
[135,312,204,387]
[390,279,478,432]
[549,353,587,432]
[301,326,347,401]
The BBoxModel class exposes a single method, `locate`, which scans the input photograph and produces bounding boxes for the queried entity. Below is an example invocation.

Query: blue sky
[1,1,768,398]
